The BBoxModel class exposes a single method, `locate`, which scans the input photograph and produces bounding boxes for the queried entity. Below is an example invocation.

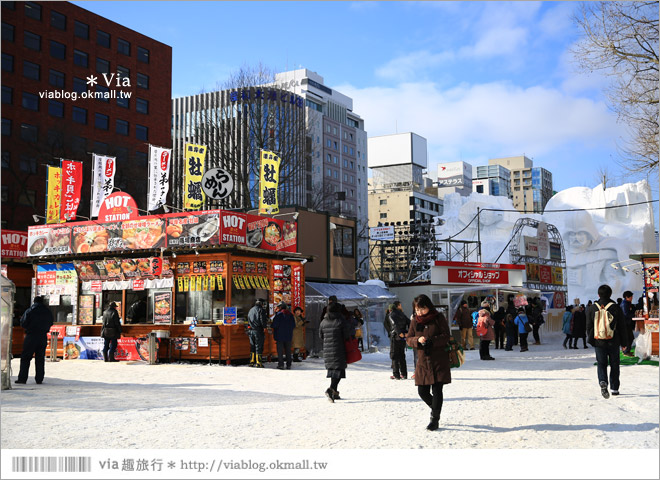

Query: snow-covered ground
[1,332,658,478]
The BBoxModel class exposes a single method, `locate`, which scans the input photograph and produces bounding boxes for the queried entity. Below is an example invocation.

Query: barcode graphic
[12,456,92,473]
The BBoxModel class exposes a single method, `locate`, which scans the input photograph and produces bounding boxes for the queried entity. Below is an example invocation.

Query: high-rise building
[434,161,473,198]
[1,0,172,230]
[489,155,553,213]
[472,164,511,198]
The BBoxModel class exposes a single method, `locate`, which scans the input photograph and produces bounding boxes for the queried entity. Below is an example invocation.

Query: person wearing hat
[16,296,54,385]
[453,300,474,350]
[272,302,296,370]
[247,299,268,367]
[101,302,122,362]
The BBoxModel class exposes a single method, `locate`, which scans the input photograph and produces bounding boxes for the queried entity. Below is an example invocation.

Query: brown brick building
[1,1,172,230]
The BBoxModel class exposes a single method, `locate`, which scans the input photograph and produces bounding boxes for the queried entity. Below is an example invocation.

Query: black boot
[332,389,341,400]
[426,410,440,431]
[293,351,301,362]
[325,388,335,403]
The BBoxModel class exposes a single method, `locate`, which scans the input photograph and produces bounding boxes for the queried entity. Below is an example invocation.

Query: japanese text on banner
[60,160,83,222]
[46,166,63,224]
[183,143,207,210]
[259,150,280,214]
[90,154,116,218]
[148,146,172,211]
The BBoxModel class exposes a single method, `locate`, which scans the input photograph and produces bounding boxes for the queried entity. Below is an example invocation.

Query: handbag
[446,339,464,368]
[523,321,533,333]
[344,338,362,364]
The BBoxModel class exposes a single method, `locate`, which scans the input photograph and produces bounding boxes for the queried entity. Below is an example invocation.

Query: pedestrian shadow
[442,422,659,434]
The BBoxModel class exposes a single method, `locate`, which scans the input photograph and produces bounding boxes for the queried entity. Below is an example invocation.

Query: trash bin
[1,275,16,390]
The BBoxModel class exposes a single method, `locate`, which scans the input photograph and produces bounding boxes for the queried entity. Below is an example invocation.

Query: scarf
[415,311,437,325]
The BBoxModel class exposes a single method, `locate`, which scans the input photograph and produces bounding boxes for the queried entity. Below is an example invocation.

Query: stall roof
[305,282,396,302]
[442,285,542,295]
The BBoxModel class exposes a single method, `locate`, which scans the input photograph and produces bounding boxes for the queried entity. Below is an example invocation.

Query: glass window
[2,22,14,42]
[2,1,15,10]
[117,95,129,109]
[327,168,331,177]
[1,53,12,72]
[117,65,129,79]
[137,73,149,89]
[135,151,147,166]
[380,199,387,205]
[333,156,338,164]
[343,145,348,153]
[137,46,149,63]
[136,98,148,114]
[22,92,39,111]
[74,20,88,39]
[50,10,66,30]
[48,99,64,117]
[117,38,130,55]
[1,85,11,104]
[73,77,87,94]
[50,40,66,60]
[18,189,36,206]
[97,29,110,48]
[49,69,65,88]
[333,170,338,179]
[334,141,338,150]
[1,151,9,169]
[326,154,331,163]
[72,136,86,153]
[23,60,40,80]
[95,113,109,130]
[116,119,128,136]
[72,106,87,124]
[135,124,148,141]
[47,129,63,149]
[333,225,354,257]
[73,49,88,67]
[19,155,37,173]
[326,139,331,148]
[96,85,109,102]
[93,141,108,155]
[23,30,40,51]
[1,118,10,136]
[96,57,109,73]
[20,123,38,142]
[24,1,41,20]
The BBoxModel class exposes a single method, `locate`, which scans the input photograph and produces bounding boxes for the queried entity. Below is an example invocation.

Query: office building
[489,155,553,213]
[472,164,511,198]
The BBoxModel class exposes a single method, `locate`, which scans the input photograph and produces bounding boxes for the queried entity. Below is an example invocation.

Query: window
[95,113,109,130]
[343,159,348,167]
[343,145,348,153]
[24,1,41,20]
[47,129,63,149]
[334,141,338,150]
[117,95,129,109]
[2,1,15,10]
[18,189,36,207]
[343,173,347,182]
[1,186,7,203]
[333,225,354,257]
[48,100,64,117]
[1,118,10,136]
[20,123,38,142]
[1,53,12,72]
[116,119,128,136]
[117,38,130,55]
[327,168,331,177]
[137,46,149,63]
[326,139,331,148]
[135,151,147,166]
[350,161,354,169]
[22,60,39,80]
[96,57,110,73]
[50,40,66,60]
[476,185,484,194]
[49,69,65,88]
[51,10,66,30]
[22,92,39,111]
[1,151,9,169]
[73,77,87,94]
[333,156,338,164]
[19,155,37,174]
[135,124,148,141]
[74,20,88,39]
[73,49,88,67]
[350,148,354,155]
[333,170,338,179]
[136,98,148,113]
[97,29,110,47]
[72,106,87,124]
[93,141,108,155]
[96,85,109,102]
[326,154,331,163]
[2,22,14,42]
[117,65,129,79]
[23,30,40,51]
[1,86,11,104]
[137,73,149,89]
[380,199,387,205]
[115,147,128,162]
[333,127,337,135]
[72,136,86,153]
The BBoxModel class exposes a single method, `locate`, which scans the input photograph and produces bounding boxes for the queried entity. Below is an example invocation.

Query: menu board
[246,215,296,252]
[272,263,293,306]
[78,295,95,325]
[166,212,220,248]
[153,292,172,325]
[232,261,244,273]
[193,261,207,274]
[209,260,224,273]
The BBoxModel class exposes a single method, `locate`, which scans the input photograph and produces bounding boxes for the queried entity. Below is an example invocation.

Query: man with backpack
[586,284,629,399]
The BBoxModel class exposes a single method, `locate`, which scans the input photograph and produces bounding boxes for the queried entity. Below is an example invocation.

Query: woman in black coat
[101,302,122,362]
[571,305,588,349]
[406,294,451,431]
[320,302,353,402]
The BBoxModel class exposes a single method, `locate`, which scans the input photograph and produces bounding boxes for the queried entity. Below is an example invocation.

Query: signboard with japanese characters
[549,242,562,261]
[97,192,139,223]
[369,226,395,241]
[183,143,207,210]
[202,167,234,201]
[60,160,83,221]
[537,221,549,259]
[147,145,171,211]
[90,154,117,218]
[259,150,280,214]
[447,268,509,284]
[46,166,63,224]
[221,212,247,245]
[166,211,220,248]
[246,215,296,252]
[539,265,553,284]
[523,236,538,257]
[551,267,564,285]
[1,230,28,259]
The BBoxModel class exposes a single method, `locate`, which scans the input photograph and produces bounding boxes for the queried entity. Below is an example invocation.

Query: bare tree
[572,1,659,174]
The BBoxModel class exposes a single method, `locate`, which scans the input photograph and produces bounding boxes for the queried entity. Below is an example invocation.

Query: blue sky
[75,1,657,205]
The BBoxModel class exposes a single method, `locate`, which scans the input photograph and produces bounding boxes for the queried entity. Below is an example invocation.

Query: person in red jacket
[477,307,495,361]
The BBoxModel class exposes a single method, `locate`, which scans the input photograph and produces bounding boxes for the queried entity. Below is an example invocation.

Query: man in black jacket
[620,291,636,356]
[16,296,54,384]
[247,299,268,367]
[587,284,629,398]
[101,302,122,362]
[388,301,410,380]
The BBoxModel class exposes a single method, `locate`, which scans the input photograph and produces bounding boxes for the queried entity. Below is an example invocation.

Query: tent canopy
[305,282,396,302]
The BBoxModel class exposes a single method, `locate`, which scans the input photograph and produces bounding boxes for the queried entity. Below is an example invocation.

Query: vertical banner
[259,150,280,214]
[46,166,63,224]
[60,160,83,222]
[90,154,116,218]
[183,143,207,210]
[148,145,172,211]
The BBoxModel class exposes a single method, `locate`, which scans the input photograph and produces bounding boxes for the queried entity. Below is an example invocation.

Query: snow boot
[332,389,341,400]
[293,349,301,362]
[600,381,610,399]
[426,410,440,431]
[255,354,264,368]
[325,388,335,403]
[248,353,255,367]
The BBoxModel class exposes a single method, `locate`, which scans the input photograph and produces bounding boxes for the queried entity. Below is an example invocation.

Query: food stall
[630,253,659,356]
[17,207,309,364]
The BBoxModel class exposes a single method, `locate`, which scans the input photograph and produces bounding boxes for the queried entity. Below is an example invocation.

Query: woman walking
[320,301,353,403]
[571,304,588,349]
[477,308,496,360]
[406,294,451,431]
[514,307,530,352]
[562,306,574,349]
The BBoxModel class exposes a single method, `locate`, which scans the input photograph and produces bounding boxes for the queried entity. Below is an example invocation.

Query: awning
[305,281,396,302]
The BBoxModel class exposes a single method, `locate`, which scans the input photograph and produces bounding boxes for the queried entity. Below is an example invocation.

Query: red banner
[291,264,302,309]
[60,160,83,222]
[1,230,28,258]
[447,268,509,284]
[539,265,553,284]
[115,337,157,361]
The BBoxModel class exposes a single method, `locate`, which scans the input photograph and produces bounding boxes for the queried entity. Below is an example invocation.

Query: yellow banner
[46,166,63,224]
[197,275,202,291]
[238,275,246,290]
[261,276,269,290]
[183,143,207,210]
[217,275,223,291]
[203,276,209,291]
[259,150,280,214]
[183,277,189,292]
[233,276,240,289]
[210,275,215,290]
[177,277,183,292]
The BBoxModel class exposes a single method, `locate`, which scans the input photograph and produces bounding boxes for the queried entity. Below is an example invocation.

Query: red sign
[90,280,103,292]
[291,264,302,309]
[115,337,157,362]
[160,151,169,171]
[105,158,115,177]
[47,325,67,340]
[435,260,525,270]
[1,230,28,258]
[97,192,140,223]
[152,257,162,276]
[246,215,297,252]
[60,160,83,221]
[221,212,247,245]
[132,279,145,291]
[539,265,553,284]
[36,270,57,286]
[448,268,509,284]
